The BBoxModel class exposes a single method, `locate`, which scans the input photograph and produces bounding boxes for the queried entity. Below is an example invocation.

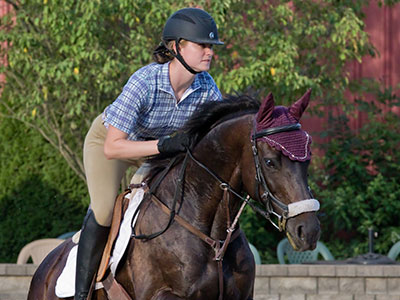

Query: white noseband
[287,199,320,218]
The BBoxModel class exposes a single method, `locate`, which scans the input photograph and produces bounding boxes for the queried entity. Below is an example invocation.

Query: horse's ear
[256,93,275,128]
[289,88,311,120]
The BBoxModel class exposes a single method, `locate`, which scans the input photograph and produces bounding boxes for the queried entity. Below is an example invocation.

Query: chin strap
[163,39,200,75]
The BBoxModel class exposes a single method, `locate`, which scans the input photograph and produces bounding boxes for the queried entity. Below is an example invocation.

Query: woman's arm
[103,125,159,160]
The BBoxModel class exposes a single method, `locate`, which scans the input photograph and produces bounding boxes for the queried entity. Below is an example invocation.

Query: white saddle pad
[55,188,144,298]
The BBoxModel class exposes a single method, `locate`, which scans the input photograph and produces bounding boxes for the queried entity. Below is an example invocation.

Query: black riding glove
[157,132,190,155]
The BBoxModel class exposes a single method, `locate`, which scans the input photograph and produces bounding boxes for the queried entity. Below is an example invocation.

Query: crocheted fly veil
[255,89,312,161]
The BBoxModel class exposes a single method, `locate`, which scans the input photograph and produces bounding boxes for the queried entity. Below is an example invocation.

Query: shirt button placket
[168,105,178,126]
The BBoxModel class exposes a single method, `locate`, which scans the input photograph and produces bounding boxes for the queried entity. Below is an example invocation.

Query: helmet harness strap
[162,39,200,75]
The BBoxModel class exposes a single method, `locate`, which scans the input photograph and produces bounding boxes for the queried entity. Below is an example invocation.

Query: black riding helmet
[162,8,224,74]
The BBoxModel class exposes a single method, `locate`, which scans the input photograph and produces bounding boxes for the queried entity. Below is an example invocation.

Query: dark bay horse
[28,91,321,300]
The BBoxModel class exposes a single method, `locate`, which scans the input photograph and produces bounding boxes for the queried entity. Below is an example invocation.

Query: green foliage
[0,0,375,181]
[0,0,397,263]
[378,0,400,6]
[0,117,87,262]
[309,90,400,259]
[212,0,374,107]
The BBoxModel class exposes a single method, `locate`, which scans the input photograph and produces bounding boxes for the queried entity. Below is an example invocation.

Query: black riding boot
[75,209,109,300]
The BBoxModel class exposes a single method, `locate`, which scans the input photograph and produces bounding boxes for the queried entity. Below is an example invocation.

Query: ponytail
[153,41,174,64]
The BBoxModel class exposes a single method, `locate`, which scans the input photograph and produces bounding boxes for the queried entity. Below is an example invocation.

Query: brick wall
[1,264,399,300]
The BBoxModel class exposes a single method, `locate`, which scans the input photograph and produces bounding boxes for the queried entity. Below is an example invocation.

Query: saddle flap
[96,189,131,282]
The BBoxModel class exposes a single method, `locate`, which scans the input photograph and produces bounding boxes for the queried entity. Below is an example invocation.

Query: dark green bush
[310,93,400,259]
[0,118,87,263]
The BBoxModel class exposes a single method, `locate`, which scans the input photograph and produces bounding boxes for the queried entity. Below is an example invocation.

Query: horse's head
[242,89,320,251]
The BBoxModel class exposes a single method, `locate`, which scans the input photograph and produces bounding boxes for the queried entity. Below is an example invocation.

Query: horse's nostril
[297,225,305,241]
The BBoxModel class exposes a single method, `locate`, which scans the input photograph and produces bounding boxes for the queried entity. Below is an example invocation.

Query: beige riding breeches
[83,114,149,226]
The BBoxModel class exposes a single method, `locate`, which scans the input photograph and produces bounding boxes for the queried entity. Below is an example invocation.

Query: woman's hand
[157,132,190,155]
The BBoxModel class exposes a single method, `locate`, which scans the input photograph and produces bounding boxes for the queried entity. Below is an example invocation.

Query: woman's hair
[153,40,187,64]
[153,40,174,64]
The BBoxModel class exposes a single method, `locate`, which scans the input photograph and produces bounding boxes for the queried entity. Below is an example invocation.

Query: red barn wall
[302,1,400,142]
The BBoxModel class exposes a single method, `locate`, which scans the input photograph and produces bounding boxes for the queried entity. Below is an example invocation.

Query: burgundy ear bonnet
[255,89,312,161]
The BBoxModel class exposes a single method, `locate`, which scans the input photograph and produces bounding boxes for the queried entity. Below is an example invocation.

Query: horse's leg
[223,232,255,300]
[246,284,255,300]
[246,276,255,300]
[153,290,185,300]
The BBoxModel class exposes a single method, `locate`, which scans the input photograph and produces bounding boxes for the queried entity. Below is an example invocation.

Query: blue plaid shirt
[103,62,222,141]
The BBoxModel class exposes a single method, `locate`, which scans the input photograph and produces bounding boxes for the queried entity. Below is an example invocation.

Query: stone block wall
[0,264,36,300]
[255,264,400,300]
[0,264,399,300]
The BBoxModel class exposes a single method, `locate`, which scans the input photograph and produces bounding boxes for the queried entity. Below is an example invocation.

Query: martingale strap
[150,193,218,249]
[150,188,243,300]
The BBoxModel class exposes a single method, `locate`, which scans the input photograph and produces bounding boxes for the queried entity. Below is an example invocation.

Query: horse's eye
[264,159,275,168]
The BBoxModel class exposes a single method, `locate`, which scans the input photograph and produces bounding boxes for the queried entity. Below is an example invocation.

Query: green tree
[0,117,86,262]
[0,0,374,182]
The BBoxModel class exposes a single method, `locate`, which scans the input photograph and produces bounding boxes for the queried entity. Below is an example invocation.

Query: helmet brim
[191,39,224,45]
[164,36,224,46]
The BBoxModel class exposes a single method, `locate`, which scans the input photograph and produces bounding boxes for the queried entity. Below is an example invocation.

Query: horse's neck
[183,115,252,239]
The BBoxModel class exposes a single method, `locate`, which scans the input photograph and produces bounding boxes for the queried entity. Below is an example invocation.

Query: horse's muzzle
[285,212,321,251]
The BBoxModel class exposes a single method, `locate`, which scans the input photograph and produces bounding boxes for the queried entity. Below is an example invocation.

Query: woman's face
[178,41,214,72]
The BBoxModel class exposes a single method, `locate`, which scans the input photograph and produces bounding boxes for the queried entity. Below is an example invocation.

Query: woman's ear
[174,39,187,52]
[172,40,178,53]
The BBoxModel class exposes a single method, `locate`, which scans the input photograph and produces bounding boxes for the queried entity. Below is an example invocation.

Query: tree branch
[0,111,86,182]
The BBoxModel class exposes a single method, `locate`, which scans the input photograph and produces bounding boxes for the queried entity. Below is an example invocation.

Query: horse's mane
[143,94,260,181]
[183,94,260,146]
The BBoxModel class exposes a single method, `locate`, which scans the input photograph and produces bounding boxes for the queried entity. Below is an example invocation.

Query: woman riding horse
[76,8,224,300]
[28,90,321,300]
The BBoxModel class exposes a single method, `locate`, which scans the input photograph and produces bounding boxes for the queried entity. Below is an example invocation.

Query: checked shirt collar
[158,62,201,103]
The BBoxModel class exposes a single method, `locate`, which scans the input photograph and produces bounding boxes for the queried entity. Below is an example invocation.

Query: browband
[252,123,301,140]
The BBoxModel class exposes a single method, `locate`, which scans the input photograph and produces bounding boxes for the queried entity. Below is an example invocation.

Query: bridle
[250,122,320,233]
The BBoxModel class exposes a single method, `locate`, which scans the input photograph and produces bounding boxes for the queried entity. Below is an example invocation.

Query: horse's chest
[178,260,253,300]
